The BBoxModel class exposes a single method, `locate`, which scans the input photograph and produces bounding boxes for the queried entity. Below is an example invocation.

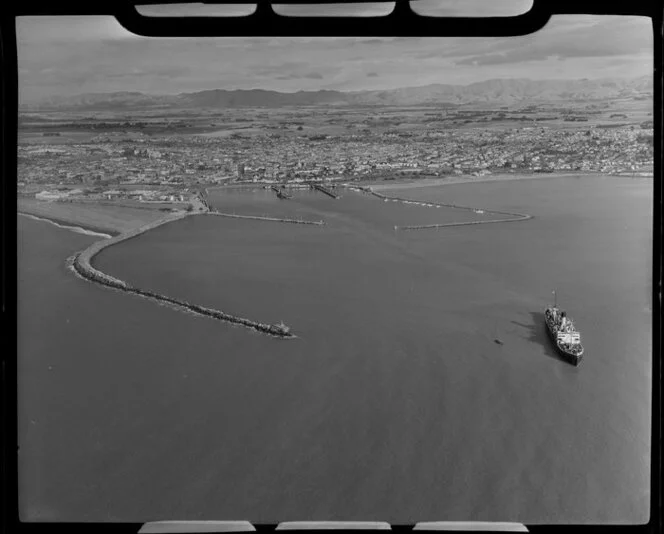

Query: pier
[195,189,210,211]
[270,185,292,199]
[68,211,298,339]
[396,215,531,230]
[208,211,324,225]
[310,183,339,199]
[368,190,532,229]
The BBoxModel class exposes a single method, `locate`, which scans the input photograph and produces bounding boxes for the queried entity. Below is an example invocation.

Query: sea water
[18,176,652,523]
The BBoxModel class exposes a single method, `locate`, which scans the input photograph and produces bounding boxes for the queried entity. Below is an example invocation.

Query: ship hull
[544,308,584,366]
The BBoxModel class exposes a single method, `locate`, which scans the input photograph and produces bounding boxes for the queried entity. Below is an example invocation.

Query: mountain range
[22,76,652,111]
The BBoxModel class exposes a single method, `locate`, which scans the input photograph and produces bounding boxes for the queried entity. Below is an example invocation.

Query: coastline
[22,171,642,336]
[362,172,646,192]
[18,212,120,238]
[17,197,167,235]
[204,171,650,196]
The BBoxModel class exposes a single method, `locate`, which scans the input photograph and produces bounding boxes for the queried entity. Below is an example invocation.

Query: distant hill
[22,76,652,111]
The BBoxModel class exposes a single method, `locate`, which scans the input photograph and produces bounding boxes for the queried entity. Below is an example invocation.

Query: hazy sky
[16,12,652,103]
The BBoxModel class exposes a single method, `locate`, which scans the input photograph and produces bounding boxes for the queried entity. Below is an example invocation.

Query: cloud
[17,16,140,44]
[272,3,393,17]
[276,72,324,80]
[410,0,533,17]
[102,66,193,80]
[136,4,256,17]
[455,16,651,65]
[254,61,309,76]
[357,38,394,46]
[15,15,653,101]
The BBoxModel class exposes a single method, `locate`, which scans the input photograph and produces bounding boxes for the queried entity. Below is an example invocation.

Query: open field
[18,198,168,234]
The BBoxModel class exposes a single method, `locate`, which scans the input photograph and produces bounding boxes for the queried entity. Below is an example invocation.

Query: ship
[544,291,584,366]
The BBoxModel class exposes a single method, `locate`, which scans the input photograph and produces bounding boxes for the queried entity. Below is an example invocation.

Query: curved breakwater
[65,185,527,338]
[366,189,532,230]
[69,211,298,338]
[311,183,339,199]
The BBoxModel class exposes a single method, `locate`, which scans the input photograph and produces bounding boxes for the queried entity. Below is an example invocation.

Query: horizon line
[21,73,652,104]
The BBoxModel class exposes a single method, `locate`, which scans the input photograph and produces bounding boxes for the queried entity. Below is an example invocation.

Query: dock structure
[270,185,292,199]
[310,183,339,199]
[68,211,297,339]
[197,192,210,211]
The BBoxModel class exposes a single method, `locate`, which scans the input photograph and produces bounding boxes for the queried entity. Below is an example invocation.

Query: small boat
[544,291,584,366]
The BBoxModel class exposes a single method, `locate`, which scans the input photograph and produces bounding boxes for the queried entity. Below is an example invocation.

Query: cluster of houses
[18,120,653,192]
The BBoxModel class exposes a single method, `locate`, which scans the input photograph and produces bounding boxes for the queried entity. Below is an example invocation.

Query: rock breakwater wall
[70,211,296,338]
[368,190,532,230]
[73,212,191,288]
[311,184,339,199]
[208,211,325,225]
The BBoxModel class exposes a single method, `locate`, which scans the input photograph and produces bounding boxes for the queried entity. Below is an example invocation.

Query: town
[17,105,654,208]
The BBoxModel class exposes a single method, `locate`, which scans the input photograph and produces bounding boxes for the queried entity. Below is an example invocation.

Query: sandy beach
[17,198,170,234]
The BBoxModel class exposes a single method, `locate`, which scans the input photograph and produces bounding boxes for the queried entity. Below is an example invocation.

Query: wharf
[271,185,292,199]
[368,190,532,230]
[68,211,297,339]
[310,183,339,199]
[207,211,324,225]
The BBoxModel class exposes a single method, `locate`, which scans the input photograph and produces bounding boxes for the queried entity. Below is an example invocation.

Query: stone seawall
[208,211,325,225]
[73,212,191,288]
[70,211,296,338]
[367,189,532,229]
[311,184,339,199]
[397,216,531,230]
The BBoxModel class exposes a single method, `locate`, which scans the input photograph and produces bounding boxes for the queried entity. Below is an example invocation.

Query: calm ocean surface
[18,176,652,523]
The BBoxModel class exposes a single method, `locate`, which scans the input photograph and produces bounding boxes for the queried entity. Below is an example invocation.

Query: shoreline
[362,172,651,192]
[17,197,168,235]
[18,211,120,238]
[23,172,640,335]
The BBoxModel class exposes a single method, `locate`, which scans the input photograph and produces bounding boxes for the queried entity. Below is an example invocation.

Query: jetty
[396,215,531,230]
[310,183,339,199]
[67,210,300,339]
[198,192,210,211]
[270,185,292,199]
[368,190,532,229]
[208,211,324,225]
